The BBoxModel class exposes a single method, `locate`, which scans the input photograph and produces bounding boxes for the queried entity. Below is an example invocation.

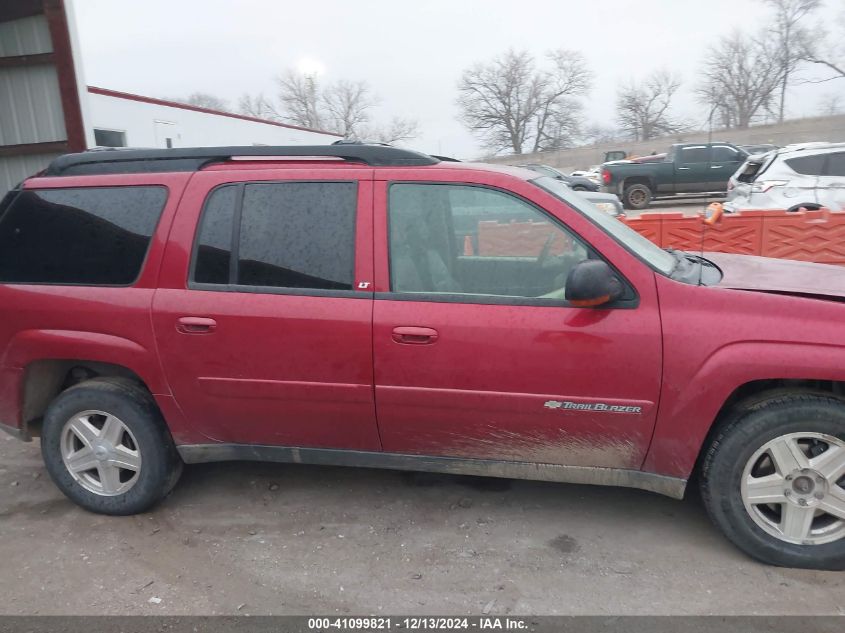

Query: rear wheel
[41,378,182,515]
[622,184,652,210]
[700,395,845,569]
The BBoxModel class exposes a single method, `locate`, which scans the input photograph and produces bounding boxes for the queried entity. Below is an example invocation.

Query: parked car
[601,142,748,210]
[740,144,779,156]
[2,145,845,570]
[725,142,845,213]
[516,164,599,191]
[576,189,624,217]
[570,165,602,186]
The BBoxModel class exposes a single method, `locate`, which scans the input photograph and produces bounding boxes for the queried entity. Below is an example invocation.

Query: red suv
[1,145,844,570]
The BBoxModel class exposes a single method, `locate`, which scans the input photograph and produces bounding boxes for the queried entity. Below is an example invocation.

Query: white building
[0,0,340,194]
[85,86,341,150]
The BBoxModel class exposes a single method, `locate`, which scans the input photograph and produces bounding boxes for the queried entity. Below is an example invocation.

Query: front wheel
[700,395,845,570]
[41,378,183,515]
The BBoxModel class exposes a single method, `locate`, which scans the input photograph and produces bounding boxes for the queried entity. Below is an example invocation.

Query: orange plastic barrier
[622,208,845,266]
[477,220,570,256]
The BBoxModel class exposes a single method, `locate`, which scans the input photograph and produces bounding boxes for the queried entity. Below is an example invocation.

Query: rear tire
[700,395,845,570]
[41,377,182,515]
[622,184,652,210]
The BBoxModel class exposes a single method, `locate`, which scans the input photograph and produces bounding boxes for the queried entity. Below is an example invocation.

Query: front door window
[388,183,589,302]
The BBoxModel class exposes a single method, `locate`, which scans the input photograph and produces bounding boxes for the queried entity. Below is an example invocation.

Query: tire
[41,377,183,515]
[700,395,845,570]
[572,185,587,191]
[622,184,652,210]
[786,203,821,213]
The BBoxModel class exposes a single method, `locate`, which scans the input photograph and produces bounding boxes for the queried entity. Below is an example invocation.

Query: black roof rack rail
[43,145,440,176]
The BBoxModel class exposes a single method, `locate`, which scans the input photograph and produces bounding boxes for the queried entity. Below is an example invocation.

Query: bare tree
[698,31,782,129]
[360,117,421,145]
[277,70,323,129]
[456,49,591,154]
[237,93,282,120]
[763,0,822,122]
[167,92,230,111]
[322,80,377,138]
[581,123,624,145]
[801,9,845,80]
[240,70,419,141]
[616,69,683,141]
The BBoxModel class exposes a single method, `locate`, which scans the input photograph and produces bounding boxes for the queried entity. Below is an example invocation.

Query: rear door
[371,170,663,470]
[818,151,845,211]
[152,167,381,449]
[674,145,711,192]
[708,145,746,191]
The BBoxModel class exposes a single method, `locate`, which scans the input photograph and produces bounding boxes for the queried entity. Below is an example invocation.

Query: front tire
[41,378,182,515]
[700,395,845,570]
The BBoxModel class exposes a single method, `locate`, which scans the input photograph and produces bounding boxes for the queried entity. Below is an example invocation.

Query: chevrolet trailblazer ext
[1,145,844,570]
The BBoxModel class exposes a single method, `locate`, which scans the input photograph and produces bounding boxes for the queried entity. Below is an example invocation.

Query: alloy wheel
[741,432,845,545]
[60,410,142,496]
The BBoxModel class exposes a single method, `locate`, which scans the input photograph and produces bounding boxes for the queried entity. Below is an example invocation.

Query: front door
[372,176,663,469]
[152,169,380,450]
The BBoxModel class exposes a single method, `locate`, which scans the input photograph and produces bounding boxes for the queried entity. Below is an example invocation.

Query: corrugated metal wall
[0,1,82,194]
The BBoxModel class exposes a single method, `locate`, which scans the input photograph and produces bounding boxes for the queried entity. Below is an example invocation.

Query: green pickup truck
[600,142,748,210]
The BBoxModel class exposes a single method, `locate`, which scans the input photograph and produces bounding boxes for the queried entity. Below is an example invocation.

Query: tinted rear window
[193,185,237,285]
[785,154,826,175]
[826,152,845,177]
[191,181,357,291]
[238,182,356,290]
[0,186,166,285]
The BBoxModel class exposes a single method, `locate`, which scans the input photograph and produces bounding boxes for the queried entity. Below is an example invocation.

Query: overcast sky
[70,0,843,158]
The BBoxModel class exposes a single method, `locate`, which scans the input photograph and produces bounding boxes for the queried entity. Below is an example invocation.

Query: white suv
[725,142,845,213]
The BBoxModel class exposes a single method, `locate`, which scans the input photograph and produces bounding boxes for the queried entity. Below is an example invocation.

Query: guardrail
[620,208,845,266]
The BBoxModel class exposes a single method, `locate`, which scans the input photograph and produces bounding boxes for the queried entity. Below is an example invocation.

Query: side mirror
[564,260,624,308]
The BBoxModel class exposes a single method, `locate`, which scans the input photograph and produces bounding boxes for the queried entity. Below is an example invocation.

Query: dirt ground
[1,433,843,616]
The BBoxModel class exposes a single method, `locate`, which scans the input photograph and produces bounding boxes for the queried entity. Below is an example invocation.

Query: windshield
[532,176,676,275]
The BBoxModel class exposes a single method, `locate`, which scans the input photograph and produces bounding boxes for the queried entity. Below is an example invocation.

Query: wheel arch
[644,340,845,482]
[621,175,655,193]
[2,329,171,439]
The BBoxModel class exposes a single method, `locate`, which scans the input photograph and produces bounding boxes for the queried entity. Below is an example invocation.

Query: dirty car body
[1,145,845,569]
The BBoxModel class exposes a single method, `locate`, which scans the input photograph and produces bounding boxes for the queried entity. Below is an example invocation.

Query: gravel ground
[1,433,843,616]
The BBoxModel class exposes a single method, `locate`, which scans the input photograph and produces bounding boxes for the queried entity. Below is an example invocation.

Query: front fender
[643,340,845,478]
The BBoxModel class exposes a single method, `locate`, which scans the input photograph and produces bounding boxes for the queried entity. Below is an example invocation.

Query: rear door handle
[392,326,439,345]
[176,316,217,334]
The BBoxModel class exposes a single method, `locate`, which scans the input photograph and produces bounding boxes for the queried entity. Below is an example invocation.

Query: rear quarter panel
[0,173,191,435]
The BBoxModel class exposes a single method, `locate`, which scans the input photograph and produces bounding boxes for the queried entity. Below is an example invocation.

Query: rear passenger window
[826,153,845,177]
[193,186,236,285]
[0,186,166,285]
[680,146,709,163]
[786,155,826,175]
[191,182,357,292]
